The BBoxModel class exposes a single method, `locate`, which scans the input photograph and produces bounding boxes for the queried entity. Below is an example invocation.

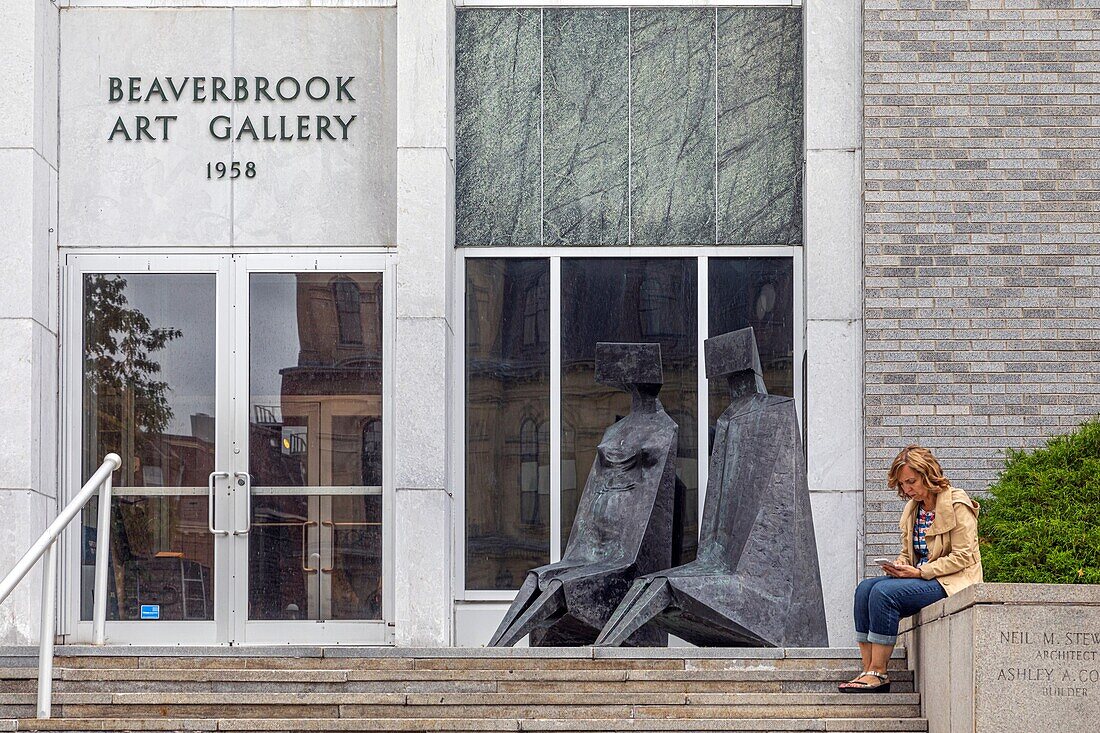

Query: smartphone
[872,558,895,567]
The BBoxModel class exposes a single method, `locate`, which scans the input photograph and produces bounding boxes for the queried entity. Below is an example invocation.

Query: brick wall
[862,0,1100,571]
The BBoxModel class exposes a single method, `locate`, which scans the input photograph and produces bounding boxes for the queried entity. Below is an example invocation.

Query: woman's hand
[884,562,922,579]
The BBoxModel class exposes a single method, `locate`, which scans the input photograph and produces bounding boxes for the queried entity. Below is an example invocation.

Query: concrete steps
[0,648,926,733]
[1,668,916,695]
[5,720,929,732]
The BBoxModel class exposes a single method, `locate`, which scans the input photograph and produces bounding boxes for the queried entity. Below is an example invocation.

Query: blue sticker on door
[140,605,160,620]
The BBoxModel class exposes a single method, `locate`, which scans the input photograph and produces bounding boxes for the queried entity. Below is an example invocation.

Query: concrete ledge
[899,582,1100,634]
[0,645,902,660]
[899,582,1099,733]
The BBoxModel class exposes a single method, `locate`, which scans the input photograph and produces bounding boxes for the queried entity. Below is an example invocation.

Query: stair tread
[0,668,915,682]
[31,647,905,660]
[2,691,921,704]
[2,664,910,682]
[8,718,929,732]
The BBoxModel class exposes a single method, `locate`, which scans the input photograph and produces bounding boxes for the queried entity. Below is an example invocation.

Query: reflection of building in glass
[468,259,701,591]
[465,260,551,591]
[465,257,798,591]
[560,259,698,564]
[708,259,795,440]
[250,272,383,488]
[709,258,795,398]
[247,273,384,622]
[79,273,219,621]
[86,408,216,621]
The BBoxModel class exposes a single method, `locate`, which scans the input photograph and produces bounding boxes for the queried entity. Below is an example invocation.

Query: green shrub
[977,419,1100,584]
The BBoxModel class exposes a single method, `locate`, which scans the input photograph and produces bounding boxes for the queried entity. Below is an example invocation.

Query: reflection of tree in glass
[84,275,182,438]
[84,275,186,618]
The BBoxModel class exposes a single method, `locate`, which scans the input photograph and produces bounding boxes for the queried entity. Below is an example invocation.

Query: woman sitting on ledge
[840,445,983,693]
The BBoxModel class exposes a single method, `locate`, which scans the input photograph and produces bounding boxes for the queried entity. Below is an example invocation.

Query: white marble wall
[392,0,455,646]
[58,7,397,247]
[804,0,863,646]
[0,0,61,645]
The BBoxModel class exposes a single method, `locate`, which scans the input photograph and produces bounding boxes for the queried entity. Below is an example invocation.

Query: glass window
[80,273,216,621]
[561,258,698,562]
[708,258,795,439]
[465,259,551,590]
[247,272,384,621]
[462,255,795,593]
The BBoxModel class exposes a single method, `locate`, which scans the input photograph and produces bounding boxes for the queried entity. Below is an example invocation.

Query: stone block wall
[0,0,59,645]
[863,0,1100,572]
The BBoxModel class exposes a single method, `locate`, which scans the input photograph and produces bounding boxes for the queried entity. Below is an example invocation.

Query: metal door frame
[61,252,231,645]
[229,252,394,645]
[60,249,395,645]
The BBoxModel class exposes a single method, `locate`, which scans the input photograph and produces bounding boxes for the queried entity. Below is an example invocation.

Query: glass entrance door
[65,253,392,645]
[67,254,229,644]
[231,256,392,644]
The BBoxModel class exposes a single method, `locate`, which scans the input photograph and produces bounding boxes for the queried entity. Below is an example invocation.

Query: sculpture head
[595,342,663,413]
[704,328,767,399]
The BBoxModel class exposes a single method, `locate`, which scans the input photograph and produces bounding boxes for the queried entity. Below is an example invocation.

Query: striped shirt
[913,508,936,566]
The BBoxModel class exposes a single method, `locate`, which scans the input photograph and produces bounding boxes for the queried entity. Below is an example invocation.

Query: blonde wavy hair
[887,445,953,500]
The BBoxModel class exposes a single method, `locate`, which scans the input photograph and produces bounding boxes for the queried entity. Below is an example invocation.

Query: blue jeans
[853,576,946,646]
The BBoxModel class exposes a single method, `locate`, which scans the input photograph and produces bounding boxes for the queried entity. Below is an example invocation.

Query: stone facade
[0,0,867,648]
[805,0,864,647]
[863,0,1100,573]
[394,0,455,647]
[0,0,60,646]
[2,0,1093,649]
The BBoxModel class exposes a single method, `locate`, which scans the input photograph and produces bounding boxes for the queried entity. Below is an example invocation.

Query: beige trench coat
[894,487,984,596]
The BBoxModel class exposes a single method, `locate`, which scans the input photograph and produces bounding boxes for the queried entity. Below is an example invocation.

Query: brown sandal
[839,671,891,693]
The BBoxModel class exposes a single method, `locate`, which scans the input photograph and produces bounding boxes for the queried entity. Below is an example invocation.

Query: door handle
[233,472,252,536]
[320,520,335,573]
[207,471,231,536]
[301,521,319,572]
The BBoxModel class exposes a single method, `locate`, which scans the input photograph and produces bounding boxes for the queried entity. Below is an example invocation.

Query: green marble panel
[543,10,629,245]
[455,9,542,245]
[717,8,803,245]
[631,9,716,245]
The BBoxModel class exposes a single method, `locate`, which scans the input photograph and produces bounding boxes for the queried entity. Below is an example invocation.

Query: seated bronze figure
[488,342,677,647]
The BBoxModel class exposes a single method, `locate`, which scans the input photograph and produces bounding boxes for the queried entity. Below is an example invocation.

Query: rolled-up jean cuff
[854,632,869,643]
[867,631,898,646]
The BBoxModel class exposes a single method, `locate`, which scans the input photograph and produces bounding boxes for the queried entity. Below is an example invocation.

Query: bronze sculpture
[489,342,677,646]
[595,328,828,647]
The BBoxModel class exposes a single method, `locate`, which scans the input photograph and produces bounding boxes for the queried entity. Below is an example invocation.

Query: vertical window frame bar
[549,256,562,562]
[696,255,710,520]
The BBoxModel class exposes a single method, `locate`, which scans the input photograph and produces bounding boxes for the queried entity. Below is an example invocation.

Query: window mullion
[549,256,562,562]
[697,255,709,523]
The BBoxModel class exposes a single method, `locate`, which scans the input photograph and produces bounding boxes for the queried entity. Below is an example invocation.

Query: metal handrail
[0,453,121,719]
